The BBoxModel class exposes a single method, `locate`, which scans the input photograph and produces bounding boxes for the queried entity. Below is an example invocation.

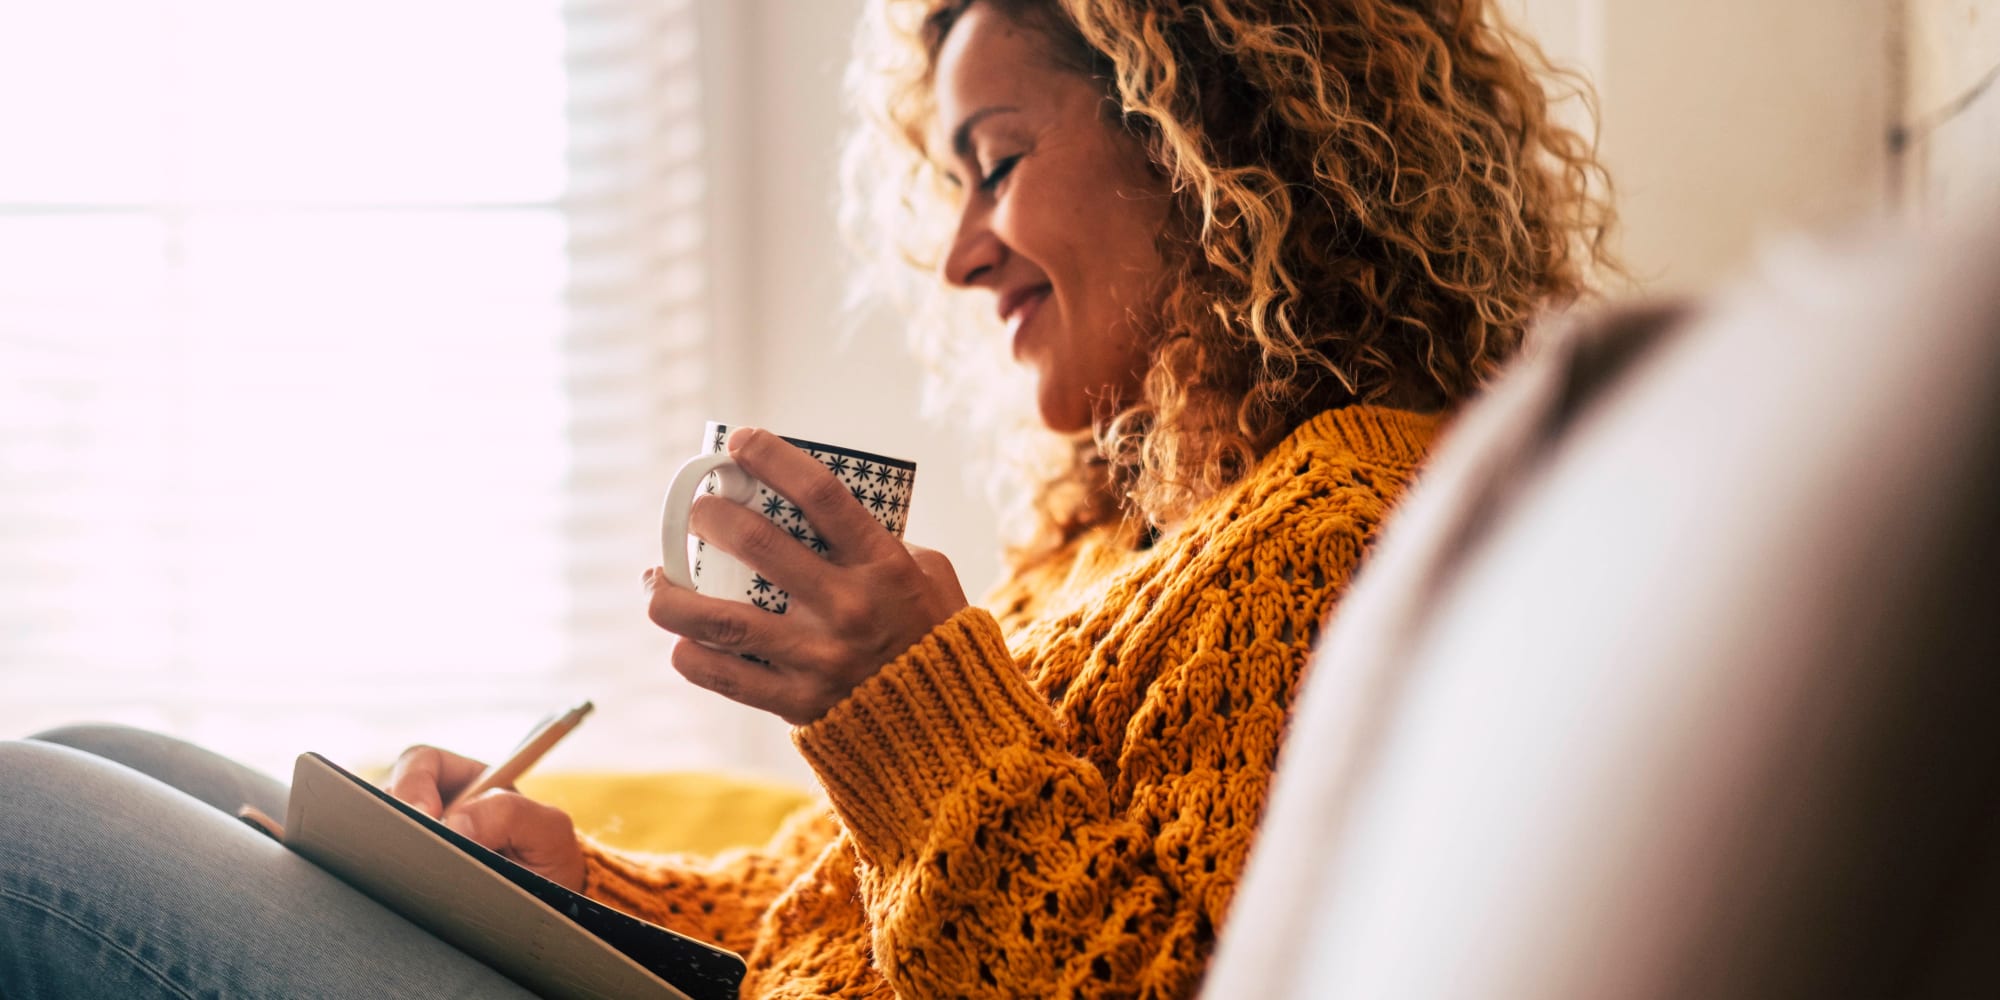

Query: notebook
[281,752,746,1000]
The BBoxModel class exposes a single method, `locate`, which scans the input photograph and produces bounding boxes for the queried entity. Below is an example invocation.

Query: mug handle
[659,453,757,590]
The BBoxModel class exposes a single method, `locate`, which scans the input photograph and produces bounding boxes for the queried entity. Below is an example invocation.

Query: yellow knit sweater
[583,406,1438,998]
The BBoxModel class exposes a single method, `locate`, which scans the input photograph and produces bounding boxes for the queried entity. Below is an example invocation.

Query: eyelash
[978,155,1020,193]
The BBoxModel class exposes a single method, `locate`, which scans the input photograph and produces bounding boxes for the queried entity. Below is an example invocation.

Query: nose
[940,196,1002,288]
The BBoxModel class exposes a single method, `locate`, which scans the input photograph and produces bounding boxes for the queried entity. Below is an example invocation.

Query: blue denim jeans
[0,725,539,999]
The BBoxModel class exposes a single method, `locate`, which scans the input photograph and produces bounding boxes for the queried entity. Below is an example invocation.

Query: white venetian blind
[0,0,720,777]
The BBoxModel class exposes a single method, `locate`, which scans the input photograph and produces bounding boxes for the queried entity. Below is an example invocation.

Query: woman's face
[930,4,1172,433]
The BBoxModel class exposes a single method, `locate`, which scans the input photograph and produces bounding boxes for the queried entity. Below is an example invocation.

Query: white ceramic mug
[659,422,917,613]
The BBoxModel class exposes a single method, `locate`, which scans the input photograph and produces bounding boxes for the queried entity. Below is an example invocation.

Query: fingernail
[726,427,757,454]
[444,812,475,838]
[641,566,658,587]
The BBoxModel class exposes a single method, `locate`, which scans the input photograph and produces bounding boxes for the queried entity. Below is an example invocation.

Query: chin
[1026,365,1072,432]
[1037,409,1091,434]
[1035,389,1092,434]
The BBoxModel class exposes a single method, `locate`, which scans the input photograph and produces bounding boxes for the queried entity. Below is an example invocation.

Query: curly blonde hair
[842,0,1616,569]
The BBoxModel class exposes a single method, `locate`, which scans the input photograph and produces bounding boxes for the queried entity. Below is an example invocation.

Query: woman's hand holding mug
[647,424,968,725]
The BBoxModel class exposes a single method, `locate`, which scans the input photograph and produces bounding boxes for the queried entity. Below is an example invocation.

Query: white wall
[1509,0,1897,293]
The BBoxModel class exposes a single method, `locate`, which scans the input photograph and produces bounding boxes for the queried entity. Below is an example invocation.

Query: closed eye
[978,155,1020,193]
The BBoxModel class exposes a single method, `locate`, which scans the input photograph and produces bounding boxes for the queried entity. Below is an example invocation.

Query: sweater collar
[1148,405,1441,546]
[1273,405,1442,471]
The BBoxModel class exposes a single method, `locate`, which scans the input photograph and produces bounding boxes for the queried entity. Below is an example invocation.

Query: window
[0,0,746,777]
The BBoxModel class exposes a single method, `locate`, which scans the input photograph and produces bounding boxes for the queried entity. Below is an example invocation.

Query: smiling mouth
[998,286,1051,356]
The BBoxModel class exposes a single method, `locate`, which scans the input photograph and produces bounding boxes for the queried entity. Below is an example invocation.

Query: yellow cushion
[516,771,817,856]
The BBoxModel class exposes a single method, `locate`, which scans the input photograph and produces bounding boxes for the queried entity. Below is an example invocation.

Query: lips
[997,285,1051,357]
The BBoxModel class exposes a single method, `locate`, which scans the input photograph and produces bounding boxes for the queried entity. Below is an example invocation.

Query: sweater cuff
[578,834,650,912]
[793,605,1057,867]
[578,834,617,894]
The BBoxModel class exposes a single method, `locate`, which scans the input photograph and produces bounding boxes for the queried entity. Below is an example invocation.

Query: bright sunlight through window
[0,0,712,776]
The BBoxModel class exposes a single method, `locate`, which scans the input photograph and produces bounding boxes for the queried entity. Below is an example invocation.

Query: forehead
[928,5,1061,149]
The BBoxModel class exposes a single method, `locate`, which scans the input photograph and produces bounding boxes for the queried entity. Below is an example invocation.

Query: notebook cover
[284,752,745,1000]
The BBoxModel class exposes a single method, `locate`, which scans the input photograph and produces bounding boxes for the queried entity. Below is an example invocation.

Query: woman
[0,0,1610,996]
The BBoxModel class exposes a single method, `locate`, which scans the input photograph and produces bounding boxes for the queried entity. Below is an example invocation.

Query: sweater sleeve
[793,484,1362,1000]
[796,608,1296,992]
[580,804,841,956]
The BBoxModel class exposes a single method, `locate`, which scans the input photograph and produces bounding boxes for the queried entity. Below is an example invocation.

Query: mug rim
[706,421,917,472]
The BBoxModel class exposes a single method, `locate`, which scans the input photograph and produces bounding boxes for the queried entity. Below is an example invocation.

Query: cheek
[1096,198,1171,317]
[990,191,1067,262]
[1095,164,1172,285]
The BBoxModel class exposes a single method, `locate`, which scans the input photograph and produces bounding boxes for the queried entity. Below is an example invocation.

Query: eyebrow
[949,105,1021,159]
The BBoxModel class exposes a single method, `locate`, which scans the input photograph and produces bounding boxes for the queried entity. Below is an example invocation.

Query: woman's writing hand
[382,744,587,892]
[646,427,971,726]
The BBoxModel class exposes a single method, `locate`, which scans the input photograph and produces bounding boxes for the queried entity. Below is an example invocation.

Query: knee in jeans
[0,739,107,835]
[29,722,166,756]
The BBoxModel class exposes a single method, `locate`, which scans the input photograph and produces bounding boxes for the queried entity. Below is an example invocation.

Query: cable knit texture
[582,405,1438,998]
